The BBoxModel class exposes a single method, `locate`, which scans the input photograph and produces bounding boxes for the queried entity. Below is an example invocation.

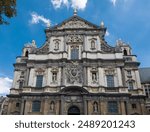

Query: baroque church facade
[7,11,148,115]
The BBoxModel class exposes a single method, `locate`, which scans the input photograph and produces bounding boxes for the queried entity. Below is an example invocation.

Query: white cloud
[51,0,69,9]
[51,0,63,9]
[110,0,131,7]
[51,0,88,10]
[71,0,87,10]
[30,12,51,27]
[0,77,13,95]
[110,0,117,6]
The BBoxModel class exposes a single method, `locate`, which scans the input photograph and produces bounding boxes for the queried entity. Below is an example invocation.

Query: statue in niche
[93,102,98,112]
[50,101,55,111]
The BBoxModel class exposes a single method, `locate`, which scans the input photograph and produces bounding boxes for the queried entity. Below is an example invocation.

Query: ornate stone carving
[35,68,45,75]
[66,34,83,43]
[101,43,115,53]
[32,42,49,54]
[57,18,93,29]
[51,67,59,73]
[105,68,115,75]
[65,62,83,84]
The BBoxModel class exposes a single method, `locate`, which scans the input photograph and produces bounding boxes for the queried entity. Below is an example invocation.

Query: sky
[0,0,150,95]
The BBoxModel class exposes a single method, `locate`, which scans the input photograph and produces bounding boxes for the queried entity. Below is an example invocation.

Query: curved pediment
[60,86,89,94]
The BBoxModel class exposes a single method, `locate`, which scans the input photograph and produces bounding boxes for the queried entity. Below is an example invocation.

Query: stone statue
[93,102,98,112]
[50,101,55,111]
[32,40,36,48]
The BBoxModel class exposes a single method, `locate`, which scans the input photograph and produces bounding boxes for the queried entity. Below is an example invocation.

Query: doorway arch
[68,106,80,115]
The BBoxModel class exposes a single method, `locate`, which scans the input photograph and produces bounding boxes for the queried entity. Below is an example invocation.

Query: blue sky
[0,0,150,95]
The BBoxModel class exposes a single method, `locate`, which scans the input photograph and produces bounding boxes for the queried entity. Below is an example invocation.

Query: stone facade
[139,68,150,114]
[7,11,148,115]
[0,97,9,115]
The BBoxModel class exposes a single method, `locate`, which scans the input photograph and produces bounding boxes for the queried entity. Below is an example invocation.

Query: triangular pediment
[52,16,99,30]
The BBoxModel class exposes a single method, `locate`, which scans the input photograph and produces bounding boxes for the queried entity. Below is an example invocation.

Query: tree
[0,0,16,24]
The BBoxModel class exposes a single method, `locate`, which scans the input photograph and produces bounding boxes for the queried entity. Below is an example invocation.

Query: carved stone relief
[57,18,93,29]
[66,34,83,43]
[65,62,83,84]
[105,68,115,75]
[35,68,45,75]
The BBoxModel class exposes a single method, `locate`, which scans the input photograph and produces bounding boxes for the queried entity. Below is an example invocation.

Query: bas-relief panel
[57,18,95,29]
[65,62,83,84]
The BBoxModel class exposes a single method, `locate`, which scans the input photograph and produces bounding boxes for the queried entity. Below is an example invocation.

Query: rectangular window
[19,81,23,89]
[128,81,134,90]
[71,47,79,60]
[52,72,57,82]
[16,103,20,107]
[36,75,43,88]
[127,70,132,77]
[145,89,148,97]
[106,75,114,87]
[132,104,137,109]
[108,101,118,114]
[32,101,41,112]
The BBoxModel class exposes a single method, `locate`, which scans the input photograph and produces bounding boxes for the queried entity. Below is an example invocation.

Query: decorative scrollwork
[65,62,83,84]
[58,18,92,29]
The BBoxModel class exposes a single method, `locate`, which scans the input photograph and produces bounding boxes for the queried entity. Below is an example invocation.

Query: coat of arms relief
[65,62,83,84]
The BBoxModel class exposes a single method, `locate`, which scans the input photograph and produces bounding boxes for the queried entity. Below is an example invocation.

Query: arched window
[123,49,128,56]
[32,101,41,112]
[25,50,29,57]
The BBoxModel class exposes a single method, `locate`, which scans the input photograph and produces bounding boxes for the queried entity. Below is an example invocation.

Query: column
[61,95,64,115]
[6,99,13,114]
[140,102,146,115]
[60,66,63,86]
[61,62,65,86]
[25,68,30,86]
[117,68,123,86]
[120,67,126,86]
[83,96,87,115]
[56,100,60,115]
[120,101,126,115]
[83,66,87,86]
[100,100,107,115]
[20,99,25,115]
[99,67,105,86]
[87,101,93,114]
[135,70,142,88]
[43,99,49,115]
[24,99,31,115]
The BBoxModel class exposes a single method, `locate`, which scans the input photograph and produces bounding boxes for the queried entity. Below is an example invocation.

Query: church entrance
[68,106,80,115]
